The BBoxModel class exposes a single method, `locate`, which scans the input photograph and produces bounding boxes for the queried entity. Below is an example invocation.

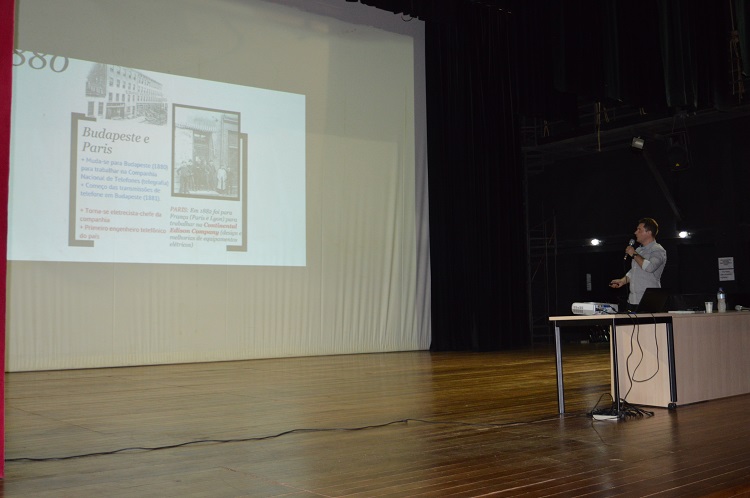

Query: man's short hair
[639,217,659,236]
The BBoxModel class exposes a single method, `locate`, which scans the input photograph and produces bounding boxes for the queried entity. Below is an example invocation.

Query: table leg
[555,323,565,414]
[610,321,621,413]
[666,321,677,408]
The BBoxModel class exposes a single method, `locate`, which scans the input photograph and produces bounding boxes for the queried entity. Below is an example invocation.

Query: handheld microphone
[624,239,635,260]
[735,305,750,312]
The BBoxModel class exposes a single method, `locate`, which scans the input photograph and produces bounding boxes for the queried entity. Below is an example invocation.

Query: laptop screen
[636,288,670,313]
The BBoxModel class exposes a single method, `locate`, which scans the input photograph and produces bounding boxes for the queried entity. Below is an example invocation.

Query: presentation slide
[9,50,306,266]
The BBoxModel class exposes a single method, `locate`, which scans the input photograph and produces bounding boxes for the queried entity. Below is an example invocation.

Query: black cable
[589,393,654,420]
[6,420,410,462]
[622,313,660,401]
[631,315,660,383]
[621,314,640,400]
[406,414,586,429]
[588,313,655,420]
[588,392,615,416]
[5,414,586,463]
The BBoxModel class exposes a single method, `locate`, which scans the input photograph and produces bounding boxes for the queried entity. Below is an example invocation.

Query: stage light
[678,231,691,239]
[667,132,691,171]
[590,239,601,246]
[631,137,645,150]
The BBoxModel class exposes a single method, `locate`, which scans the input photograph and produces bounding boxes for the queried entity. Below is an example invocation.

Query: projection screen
[8,0,429,370]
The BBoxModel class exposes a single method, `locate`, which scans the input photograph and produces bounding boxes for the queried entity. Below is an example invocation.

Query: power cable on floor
[6,413,587,463]
[589,392,654,421]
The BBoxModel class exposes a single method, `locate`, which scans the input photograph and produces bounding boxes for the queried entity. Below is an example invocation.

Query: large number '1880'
[13,50,69,73]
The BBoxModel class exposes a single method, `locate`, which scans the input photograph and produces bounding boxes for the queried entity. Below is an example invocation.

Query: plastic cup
[705,301,714,313]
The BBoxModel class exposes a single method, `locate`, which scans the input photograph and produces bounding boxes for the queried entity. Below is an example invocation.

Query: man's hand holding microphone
[610,239,636,289]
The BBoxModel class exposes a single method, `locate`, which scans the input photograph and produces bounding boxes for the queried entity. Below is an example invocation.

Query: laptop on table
[636,288,670,313]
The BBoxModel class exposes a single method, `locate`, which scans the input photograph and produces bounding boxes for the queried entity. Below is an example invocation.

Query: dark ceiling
[352,0,750,167]
[353,0,515,22]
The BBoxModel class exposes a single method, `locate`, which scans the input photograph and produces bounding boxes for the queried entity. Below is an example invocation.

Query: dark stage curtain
[426,5,530,351]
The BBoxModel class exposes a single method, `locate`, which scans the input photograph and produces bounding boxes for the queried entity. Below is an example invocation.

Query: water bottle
[717,287,727,313]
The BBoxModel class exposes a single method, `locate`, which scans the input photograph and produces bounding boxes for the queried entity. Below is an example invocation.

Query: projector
[571,302,619,315]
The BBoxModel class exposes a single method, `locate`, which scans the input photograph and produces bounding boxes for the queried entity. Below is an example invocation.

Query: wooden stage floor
[4,346,750,497]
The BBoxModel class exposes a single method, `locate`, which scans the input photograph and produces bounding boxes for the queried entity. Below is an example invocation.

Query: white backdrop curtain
[7,0,430,371]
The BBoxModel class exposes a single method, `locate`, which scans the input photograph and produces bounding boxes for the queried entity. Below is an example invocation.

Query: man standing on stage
[609,217,667,309]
